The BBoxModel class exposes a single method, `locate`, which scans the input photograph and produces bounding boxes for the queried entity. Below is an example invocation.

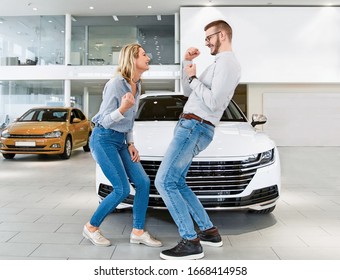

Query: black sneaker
[160,238,204,260]
[198,226,223,247]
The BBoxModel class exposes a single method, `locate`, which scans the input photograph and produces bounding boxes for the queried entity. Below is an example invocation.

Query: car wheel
[248,205,276,214]
[83,133,91,152]
[59,136,72,160]
[2,153,15,159]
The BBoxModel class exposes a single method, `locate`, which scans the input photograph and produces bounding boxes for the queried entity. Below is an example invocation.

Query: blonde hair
[116,43,142,83]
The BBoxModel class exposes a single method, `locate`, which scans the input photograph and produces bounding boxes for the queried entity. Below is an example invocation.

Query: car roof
[27,107,73,110]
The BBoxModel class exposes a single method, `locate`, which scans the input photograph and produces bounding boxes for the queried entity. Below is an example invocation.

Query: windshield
[135,95,247,122]
[18,109,68,122]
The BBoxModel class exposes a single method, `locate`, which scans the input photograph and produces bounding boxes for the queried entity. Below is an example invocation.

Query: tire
[2,153,15,159]
[59,136,72,159]
[83,133,91,152]
[248,205,276,214]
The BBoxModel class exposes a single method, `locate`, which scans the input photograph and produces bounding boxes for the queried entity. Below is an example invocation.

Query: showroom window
[0,16,65,65]
[0,80,66,126]
[71,15,175,65]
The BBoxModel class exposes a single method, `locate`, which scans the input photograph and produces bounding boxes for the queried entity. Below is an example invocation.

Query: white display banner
[180,7,340,83]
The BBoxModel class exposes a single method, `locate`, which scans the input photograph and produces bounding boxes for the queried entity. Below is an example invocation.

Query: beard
[210,37,221,55]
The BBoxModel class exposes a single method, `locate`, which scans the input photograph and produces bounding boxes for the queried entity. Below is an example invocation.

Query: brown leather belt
[180,113,215,127]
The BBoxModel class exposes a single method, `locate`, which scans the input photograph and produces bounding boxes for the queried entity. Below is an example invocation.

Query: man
[155,20,241,260]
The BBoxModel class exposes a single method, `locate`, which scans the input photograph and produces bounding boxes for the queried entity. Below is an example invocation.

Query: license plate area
[15,141,36,147]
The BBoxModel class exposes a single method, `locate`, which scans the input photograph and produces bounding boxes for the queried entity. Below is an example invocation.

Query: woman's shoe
[130,231,163,247]
[82,225,111,247]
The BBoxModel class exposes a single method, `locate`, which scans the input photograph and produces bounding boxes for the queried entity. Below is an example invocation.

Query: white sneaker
[82,225,111,247]
[130,231,163,247]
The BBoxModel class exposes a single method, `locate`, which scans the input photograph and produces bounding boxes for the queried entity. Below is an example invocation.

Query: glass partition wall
[0,16,65,65]
[0,15,176,126]
[71,15,175,66]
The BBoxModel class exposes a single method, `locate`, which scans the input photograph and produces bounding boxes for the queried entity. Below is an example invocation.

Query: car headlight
[44,131,63,138]
[1,130,10,138]
[259,149,274,165]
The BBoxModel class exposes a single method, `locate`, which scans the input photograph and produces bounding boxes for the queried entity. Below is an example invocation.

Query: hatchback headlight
[259,149,274,165]
[1,130,10,138]
[44,130,63,138]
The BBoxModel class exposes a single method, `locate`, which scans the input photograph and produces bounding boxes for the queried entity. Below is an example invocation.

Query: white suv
[96,92,281,214]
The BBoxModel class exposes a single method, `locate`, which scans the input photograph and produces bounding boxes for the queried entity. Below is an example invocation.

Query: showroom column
[174,12,180,92]
[64,14,72,107]
[83,87,89,117]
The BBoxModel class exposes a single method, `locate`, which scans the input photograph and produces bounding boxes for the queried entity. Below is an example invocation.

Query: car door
[70,109,88,147]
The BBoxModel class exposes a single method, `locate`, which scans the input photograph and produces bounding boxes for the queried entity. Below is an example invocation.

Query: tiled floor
[1,147,340,260]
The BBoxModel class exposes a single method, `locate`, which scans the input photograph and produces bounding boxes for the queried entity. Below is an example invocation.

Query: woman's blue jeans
[89,126,150,229]
[155,118,215,240]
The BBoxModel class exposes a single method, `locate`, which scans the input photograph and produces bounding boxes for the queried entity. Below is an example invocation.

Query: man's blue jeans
[155,118,215,240]
[89,127,150,229]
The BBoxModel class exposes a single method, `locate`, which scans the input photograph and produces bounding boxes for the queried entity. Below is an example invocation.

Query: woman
[83,43,162,247]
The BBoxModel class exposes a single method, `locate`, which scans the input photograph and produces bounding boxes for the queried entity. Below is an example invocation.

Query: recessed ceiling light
[157,15,161,21]
[147,5,152,9]
[89,6,94,10]
[32,7,38,11]
[112,15,119,21]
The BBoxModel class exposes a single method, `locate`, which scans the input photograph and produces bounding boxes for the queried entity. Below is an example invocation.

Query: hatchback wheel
[83,133,91,152]
[2,153,15,159]
[60,136,72,159]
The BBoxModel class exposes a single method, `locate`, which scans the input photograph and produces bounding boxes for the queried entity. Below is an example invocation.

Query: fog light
[50,143,61,148]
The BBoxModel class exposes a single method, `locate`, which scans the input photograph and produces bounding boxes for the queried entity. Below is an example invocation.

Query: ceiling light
[157,15,161,21]
[32,7,38,11]
[112,15,119,21]
[147,6,152,9]
[89,6,94,10]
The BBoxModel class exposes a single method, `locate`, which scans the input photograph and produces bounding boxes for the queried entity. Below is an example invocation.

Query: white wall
[180,7,340,83]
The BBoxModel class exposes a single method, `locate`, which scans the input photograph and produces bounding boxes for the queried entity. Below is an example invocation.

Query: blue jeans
[89,126,150,230]
[155,118,214,240]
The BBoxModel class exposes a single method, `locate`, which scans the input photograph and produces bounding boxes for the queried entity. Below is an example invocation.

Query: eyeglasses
[205,31,221,43]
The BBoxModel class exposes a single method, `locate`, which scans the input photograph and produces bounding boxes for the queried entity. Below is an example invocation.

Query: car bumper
[96,148,281,211]
[0,137,65,155]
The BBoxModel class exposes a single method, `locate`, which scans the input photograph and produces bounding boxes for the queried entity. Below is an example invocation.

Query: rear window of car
[135,95,247,122]
[18,109,68,122]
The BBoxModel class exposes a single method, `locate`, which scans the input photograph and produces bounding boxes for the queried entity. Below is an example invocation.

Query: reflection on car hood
[134,121,276,158]
[6,122,66,134]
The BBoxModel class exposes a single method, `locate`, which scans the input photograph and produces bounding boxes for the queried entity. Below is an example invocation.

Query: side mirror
[72,117,81,123]
[251,114,267,127]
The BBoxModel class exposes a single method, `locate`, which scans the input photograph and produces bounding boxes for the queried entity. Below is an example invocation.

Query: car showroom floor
[0,147,340,260]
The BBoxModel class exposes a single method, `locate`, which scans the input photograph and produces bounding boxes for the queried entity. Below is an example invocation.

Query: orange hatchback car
[0,107,92,160]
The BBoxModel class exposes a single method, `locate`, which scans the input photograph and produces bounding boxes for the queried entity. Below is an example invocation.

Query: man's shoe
[160,238,204,260]
[130,231,163,247]
[82,225,111,247]
[198,226,223,247]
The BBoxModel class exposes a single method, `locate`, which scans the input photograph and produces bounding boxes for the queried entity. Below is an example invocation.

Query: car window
[18,109,68,122]
[135,95,247,122]
[75,109,86,120]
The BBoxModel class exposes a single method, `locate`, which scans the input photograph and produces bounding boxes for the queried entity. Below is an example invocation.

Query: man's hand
[185,63,196,78]
[184,47,200,61]
[119,92,135,115]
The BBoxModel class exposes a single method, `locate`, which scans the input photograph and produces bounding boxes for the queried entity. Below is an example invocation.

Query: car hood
[5,122,65,134]
[134,121,276,158]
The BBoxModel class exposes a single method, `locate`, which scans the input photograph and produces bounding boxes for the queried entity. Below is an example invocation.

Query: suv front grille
[142,159,258,196]
[97,157,279,209]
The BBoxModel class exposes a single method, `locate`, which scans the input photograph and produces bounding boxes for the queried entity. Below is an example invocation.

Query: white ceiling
[1,0,339,16]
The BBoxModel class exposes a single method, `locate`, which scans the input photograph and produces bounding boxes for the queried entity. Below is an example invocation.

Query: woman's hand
[119,92,135,115]
[128,144,140,162]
